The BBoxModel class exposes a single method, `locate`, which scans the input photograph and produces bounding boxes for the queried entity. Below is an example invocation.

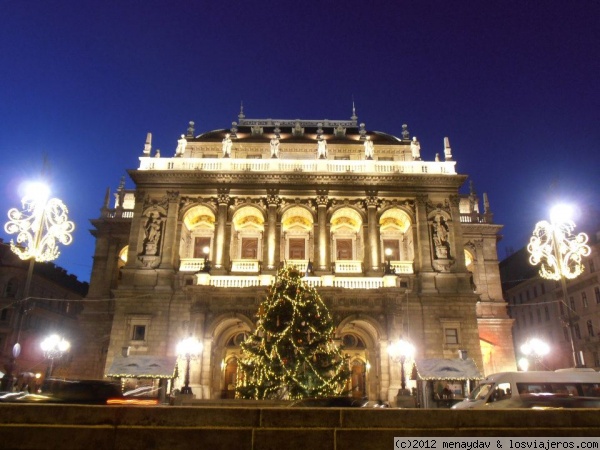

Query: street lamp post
[40,334,71,378]
[2,184,74,390]
[388,338,415,391]
[528,204,590,368]
[520,338,550,371]
[176,336,203,395]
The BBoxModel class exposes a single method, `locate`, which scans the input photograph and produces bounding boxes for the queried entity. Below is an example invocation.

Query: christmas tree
[237,266,350,400]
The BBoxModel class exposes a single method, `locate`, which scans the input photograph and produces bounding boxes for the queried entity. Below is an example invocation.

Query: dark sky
[1,1,598,283]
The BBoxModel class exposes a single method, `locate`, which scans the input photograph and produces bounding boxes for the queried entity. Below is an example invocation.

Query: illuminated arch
[379,208,412,233]
[232,206,265,232]
[281,206,314,232]
[182,205,216,231]
[330,207,363,233]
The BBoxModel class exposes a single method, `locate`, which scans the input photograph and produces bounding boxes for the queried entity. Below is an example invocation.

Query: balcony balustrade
[138,156,457,175]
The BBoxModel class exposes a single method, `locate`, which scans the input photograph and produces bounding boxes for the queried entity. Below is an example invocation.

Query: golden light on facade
[527,205,591,280]
[5,184,75,262]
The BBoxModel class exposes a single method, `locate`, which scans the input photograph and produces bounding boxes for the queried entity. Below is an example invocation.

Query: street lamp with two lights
[528,204,591,367]
[40,334,71,378]
[2,183,74,390]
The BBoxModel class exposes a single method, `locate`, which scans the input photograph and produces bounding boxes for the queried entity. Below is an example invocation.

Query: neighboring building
[501,229,600,370]
[73,109,515,401]
[0,239,88,387]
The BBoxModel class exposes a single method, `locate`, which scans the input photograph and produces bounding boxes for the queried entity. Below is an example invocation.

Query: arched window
[330,208,363,273]
[379,208,414,273]
[179,205,216,272]
[281,206,314,270]
[230,206,265,273]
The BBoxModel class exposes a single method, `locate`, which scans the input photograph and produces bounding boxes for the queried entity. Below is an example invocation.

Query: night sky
[1,1,598,283]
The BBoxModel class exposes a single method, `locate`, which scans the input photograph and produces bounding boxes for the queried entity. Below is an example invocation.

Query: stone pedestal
[396,389,416,408]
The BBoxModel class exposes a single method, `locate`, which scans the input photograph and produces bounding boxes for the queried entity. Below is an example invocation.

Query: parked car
[0,378,124,404]
[452,370,600,409]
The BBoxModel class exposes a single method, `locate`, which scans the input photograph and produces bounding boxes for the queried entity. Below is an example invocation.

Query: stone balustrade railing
[138,157,457,175]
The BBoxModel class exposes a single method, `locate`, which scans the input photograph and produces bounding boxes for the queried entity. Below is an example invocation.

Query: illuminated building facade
[74,110,515,400]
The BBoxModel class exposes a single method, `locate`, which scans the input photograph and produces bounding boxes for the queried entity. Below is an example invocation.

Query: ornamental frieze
[130,171,466,188]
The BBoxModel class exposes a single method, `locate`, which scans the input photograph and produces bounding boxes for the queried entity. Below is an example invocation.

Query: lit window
[582,292,588,308]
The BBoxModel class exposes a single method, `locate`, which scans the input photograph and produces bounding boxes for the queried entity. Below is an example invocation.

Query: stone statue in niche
[364,136,374,160]
[143,211,163,256]
[222,133,232,157]
[270,136,280,158]
[431,214,450,259]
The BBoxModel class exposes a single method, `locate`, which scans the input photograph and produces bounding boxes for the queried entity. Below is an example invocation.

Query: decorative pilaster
[365,193,380,274]
[415,195,433,272]
[215,189,230,272]
[448,195,467,271]
[316,191,329,272]
[265,190,280,271]
[160,191,180,270]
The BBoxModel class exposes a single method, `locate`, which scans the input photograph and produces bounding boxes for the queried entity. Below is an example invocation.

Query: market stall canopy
[106,355,177,379]
[413,358,483,381]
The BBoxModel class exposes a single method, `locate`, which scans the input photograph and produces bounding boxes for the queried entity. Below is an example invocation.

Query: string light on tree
[237,266,350,400]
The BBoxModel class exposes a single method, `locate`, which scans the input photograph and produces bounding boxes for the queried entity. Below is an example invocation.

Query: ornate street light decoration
[5,184,75,262]
[527,204,591,367]
[528,205,590,280]
[1,183,74,391]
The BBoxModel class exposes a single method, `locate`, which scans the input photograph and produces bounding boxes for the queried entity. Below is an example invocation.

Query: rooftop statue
[222,133,232,158]
[175,134,187,157]
[364,136,374,160]
[317,136,327,159]
[270,136,280,158]
[411,136,421,161]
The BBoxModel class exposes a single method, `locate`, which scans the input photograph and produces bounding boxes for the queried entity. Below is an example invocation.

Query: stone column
[265,190,279,272]
[316,191,329,272]
[366,194,380,275]
[214,189,230,273]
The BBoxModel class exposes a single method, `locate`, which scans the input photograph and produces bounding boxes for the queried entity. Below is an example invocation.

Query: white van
[451,370,600,409]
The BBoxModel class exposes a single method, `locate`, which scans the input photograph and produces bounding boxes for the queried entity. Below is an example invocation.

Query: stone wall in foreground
[0,405,598,450]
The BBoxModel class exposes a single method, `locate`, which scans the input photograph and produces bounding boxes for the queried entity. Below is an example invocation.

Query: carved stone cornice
[129,170,468,190]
